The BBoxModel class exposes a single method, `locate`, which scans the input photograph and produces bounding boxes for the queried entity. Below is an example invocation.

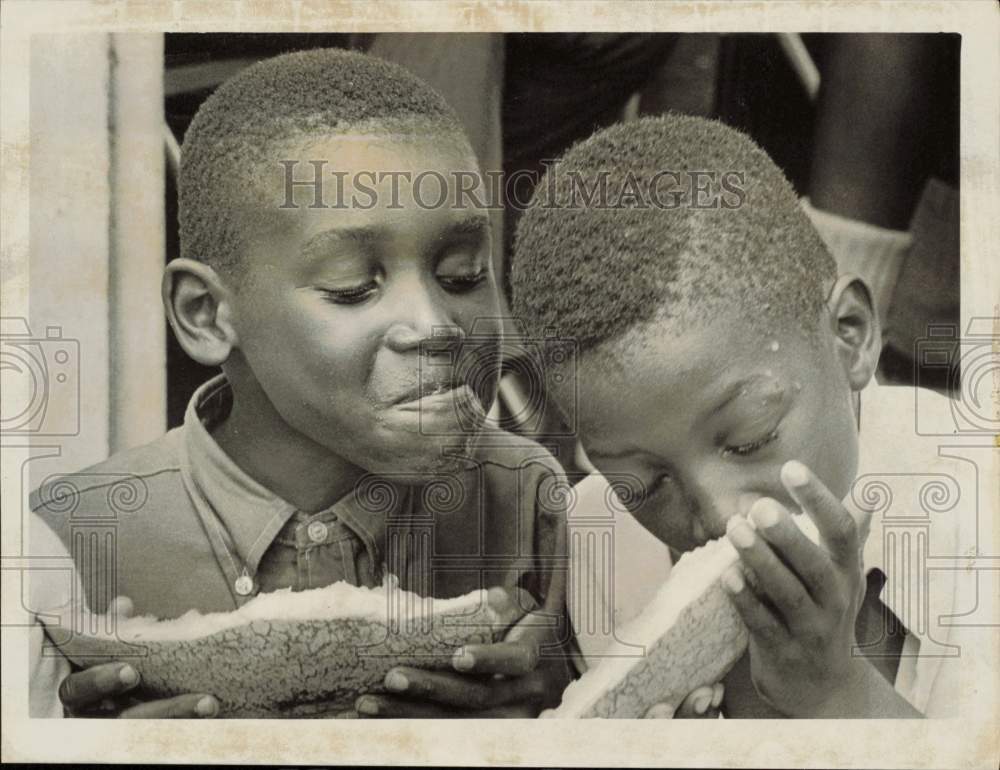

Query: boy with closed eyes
[512,115,975,718]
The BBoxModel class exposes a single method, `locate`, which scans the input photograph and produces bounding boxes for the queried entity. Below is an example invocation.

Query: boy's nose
[385,320,465,353]
[681,477,763,543]
[383,285,464,353]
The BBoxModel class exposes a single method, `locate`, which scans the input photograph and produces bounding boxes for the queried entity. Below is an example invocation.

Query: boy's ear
[162,259,238,367]
[826,274,881,391]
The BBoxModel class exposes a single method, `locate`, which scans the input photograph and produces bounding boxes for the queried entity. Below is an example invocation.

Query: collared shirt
[180,377,395,599]
[568,379,981,717]
[29,375,567,716]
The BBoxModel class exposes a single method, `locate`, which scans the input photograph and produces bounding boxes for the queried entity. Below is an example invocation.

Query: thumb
[485,586,538,635]
[674,683,724,718]
[106,596,135,638]
[107,596,135,619]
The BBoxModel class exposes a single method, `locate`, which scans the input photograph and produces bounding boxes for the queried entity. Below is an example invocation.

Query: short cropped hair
[510,115,837,353]
[180,48,468,276]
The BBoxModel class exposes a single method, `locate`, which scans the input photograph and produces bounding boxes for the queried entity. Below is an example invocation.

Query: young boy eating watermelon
[510,115,975,717]
[29,48,574,719]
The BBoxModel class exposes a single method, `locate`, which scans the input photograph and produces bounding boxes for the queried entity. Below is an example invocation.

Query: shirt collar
[181,374,407,578]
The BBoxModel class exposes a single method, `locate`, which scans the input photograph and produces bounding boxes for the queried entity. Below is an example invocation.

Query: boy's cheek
[632,497,699,552]
[795,423,859,503]
[775,393,858,504]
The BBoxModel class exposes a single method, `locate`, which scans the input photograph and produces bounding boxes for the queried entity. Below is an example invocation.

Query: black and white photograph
[2,1,997,767]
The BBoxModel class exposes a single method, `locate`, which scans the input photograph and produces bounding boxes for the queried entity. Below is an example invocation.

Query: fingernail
[384,671,408,692]
[356,698,379,716]
[782,460,810,488]
[694,693,712,715]
[750,499,781,529]
[727,518,755,548]
[118,665,139,688]
[711,684,725,708]
[196,696,218,717]
[452,649,475,671]
[722,566,745,594]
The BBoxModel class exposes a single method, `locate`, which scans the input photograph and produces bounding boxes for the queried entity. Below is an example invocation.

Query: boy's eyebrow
[300,216,488,259]
[445,214,490,237]
[300,224,390,256]
[705,374,773,418]
[586,444,646,461]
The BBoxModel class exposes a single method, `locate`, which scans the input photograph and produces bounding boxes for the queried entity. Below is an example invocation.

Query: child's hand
[644,683,725,718]
[57,597,219,718]
[721,460,874,718]
[353,589,574,718]
[59,662,219,718]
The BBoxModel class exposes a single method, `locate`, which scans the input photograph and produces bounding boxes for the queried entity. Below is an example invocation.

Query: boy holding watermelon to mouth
[511,115,973,718]
[30,48,578,719]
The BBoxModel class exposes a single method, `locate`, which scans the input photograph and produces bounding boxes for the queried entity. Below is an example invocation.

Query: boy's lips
[390,382,478,411]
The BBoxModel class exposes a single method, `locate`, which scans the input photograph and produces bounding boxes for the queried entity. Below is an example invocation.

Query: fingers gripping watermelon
[44,579,529,717]
[551,516,819,718]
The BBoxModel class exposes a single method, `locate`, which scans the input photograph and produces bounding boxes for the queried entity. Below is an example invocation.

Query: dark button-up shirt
[31,375,567,620]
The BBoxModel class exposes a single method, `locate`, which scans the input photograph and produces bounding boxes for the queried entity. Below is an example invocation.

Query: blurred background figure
[800,34,959,393]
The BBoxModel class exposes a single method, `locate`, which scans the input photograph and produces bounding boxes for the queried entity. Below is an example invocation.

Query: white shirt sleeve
[854,380,995,717]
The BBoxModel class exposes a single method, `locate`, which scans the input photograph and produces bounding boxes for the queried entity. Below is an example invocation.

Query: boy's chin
[365,433,481,480]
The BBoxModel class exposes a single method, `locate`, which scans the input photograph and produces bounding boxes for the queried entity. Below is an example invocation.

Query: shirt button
[234,574,254,596]
[307,521,329,544]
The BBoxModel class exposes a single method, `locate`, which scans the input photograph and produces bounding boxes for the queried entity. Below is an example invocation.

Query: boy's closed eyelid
[720,427,781,458]
[435,250,485,275]
[433,237,489,273]
[714,409,786,454]
[298,243,377,282]
[710,380,793,438]
[308,270,379,290]
[714,405,785,440]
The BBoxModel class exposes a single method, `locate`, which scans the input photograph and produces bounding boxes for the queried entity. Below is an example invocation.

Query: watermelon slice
[551,515,819,718]
[43,578,526,717]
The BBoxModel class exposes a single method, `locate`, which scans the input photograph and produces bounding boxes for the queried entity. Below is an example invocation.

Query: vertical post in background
[28,33,168,485]
[109,33,167,453]
[29,34,113,480]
